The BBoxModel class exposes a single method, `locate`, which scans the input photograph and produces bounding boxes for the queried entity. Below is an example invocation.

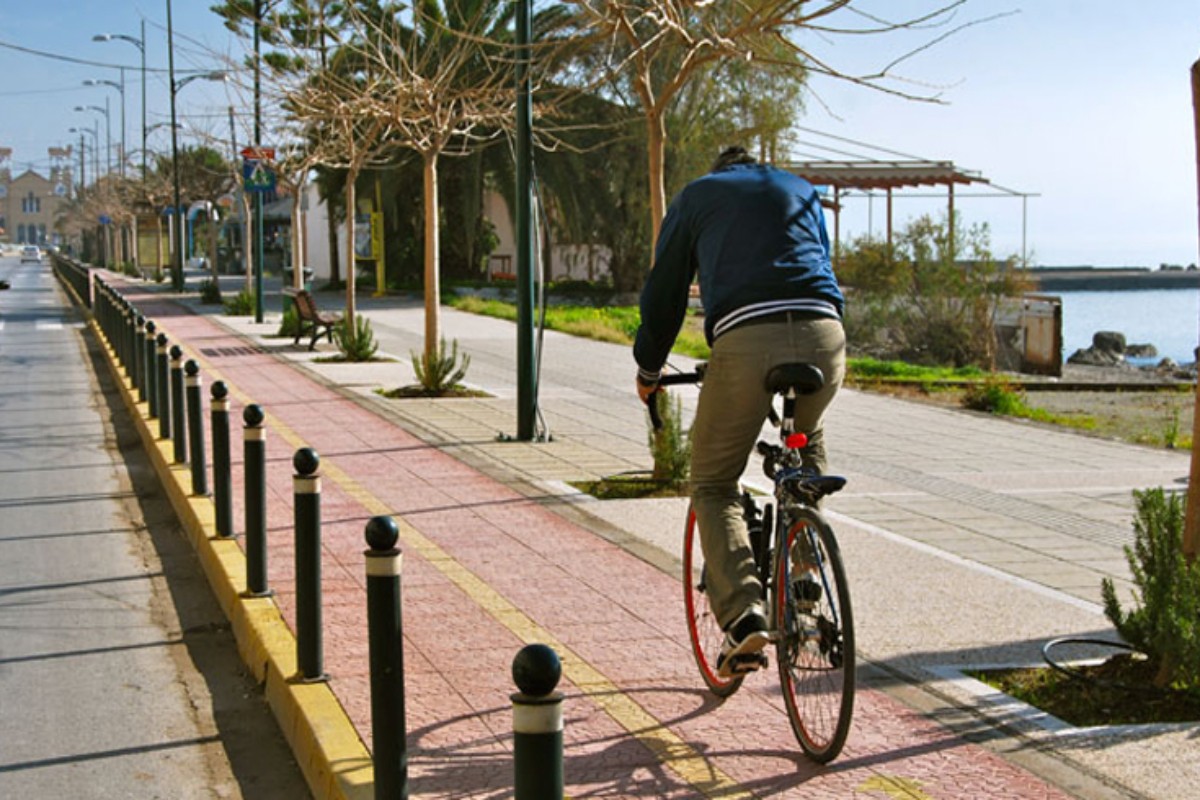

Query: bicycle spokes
[775,511,855,763]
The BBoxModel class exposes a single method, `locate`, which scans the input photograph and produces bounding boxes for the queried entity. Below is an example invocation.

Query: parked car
[20,245,42,264]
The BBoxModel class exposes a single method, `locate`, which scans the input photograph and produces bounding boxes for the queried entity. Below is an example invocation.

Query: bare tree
[565,0,994,243]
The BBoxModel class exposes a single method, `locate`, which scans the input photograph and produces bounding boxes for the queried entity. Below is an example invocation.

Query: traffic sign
[242,158,276,193]
[240,146,276,161]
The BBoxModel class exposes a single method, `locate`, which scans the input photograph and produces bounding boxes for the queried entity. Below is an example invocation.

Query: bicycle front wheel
[775,506,855,762]
[683,504,743,698]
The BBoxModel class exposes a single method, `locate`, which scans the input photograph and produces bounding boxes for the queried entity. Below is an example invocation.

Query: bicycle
[648,361,855,763]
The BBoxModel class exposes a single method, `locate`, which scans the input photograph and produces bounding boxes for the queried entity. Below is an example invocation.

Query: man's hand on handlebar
[636,374,659,405]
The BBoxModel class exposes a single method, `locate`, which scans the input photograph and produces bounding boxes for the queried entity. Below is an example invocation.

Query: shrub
[223,289,256,316]
[199,278,223,305]
[412,337,470,393]
[278,305,301,338]
[334,314,379,362]
[646,389,691,485]
[1102,488,1200,689]
[962,376,1026,415]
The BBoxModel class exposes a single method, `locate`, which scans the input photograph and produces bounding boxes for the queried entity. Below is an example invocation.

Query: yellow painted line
[170,324,754,798]
[859,775,935,799]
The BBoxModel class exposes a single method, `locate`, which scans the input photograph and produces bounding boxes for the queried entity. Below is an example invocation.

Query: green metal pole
[253,0,265,324]
[515,0,535,441]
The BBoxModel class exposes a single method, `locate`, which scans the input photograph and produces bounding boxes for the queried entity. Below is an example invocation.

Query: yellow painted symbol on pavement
[859,775,935,799]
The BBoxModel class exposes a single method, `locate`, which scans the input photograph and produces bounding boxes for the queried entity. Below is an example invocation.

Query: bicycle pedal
[729,652,769,674]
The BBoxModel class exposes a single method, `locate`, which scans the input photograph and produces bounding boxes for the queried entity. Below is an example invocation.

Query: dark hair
[711,145,757,171]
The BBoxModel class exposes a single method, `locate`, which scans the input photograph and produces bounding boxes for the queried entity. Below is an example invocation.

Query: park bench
[286,288,342,351]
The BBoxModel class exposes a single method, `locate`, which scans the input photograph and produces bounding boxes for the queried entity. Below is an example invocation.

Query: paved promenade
[92,273,1195,799]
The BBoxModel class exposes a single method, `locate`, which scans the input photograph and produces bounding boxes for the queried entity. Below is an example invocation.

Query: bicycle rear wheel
[683,504,743,698]
[775,506,854,762]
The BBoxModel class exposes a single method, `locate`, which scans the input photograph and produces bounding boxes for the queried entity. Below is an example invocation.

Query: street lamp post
[83,75,126,178]
[93,23,145,180]
[75,103,111,176]
[166,0,226,293]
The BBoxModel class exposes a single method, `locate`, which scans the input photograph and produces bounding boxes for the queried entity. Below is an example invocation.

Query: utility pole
[515,0,536,441]
[253,0,265,323]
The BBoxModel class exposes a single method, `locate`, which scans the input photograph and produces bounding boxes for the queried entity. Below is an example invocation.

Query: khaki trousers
[689,314,845,628]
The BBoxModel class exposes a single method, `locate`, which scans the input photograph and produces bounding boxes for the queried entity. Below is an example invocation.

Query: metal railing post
[243,404,270,596]
[365,515,408,800]
[156,333,170,439]
[293,447,325,682]
[512,644,564,800]
[211,381,233,538]
[185,360,207,495]
[144,320,158,416]
[170,345,187,463]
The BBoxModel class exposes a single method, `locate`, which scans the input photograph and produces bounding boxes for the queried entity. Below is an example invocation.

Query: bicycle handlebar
[646,367,704,430]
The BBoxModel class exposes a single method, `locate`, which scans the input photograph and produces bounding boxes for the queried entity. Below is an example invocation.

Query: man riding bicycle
[634,146,846,677]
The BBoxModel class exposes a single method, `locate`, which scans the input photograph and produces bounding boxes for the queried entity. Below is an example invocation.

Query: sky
[1,0,1197,269]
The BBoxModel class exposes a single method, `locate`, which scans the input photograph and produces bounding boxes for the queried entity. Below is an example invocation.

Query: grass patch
[968,655,1200,727]
[448,295,711,358]
[846,357,985,384]
[569,474,688,500]
[377,385,490,399]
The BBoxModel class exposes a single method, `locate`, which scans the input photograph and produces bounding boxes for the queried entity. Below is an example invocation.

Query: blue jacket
[634,162,844,381]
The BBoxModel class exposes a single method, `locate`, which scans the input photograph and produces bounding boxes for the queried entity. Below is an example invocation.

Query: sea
[1057,288,1200,366]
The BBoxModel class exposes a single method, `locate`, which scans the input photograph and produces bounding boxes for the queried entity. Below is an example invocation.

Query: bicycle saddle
[765,363,825,396]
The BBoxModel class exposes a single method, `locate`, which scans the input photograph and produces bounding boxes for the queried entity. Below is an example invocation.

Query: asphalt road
[0,253,309,798]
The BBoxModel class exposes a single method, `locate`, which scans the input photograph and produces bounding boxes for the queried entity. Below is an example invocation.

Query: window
[21,191,40,214]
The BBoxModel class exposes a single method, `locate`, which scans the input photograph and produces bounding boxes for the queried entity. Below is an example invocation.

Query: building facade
[0,147,73,246]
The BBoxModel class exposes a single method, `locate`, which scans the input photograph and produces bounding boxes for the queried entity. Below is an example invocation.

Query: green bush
[223,289,256,316]
[412,337,470,392]
[962,376,1026,415]
[199,278,223,305]
[278,305,301,338]
[646,389,691,485]
[334,314,379,362]
[1102,488,1200,689]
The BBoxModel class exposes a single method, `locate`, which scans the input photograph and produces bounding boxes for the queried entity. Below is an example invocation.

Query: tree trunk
[345,173,357,324]
[327,189,341,286]
[292,185,303,292]
[646,108,668,250]
[423,151,441,365]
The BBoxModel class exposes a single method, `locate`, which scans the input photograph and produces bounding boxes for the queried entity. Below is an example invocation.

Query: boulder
[1092,330,1126,355]
[1126,343,1158,358]
[1067,346,1123,366]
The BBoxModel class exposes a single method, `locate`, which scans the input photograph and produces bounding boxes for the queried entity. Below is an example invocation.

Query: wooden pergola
[780,159,988,259]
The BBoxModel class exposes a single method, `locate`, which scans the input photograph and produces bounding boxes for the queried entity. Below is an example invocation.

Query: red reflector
[786,433,808,449]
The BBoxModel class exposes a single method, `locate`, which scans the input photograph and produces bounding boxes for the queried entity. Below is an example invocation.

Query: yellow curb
[85,315,373,800]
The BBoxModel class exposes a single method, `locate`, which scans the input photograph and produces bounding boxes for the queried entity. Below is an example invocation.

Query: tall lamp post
[83,75,126,178]
[93,23,145,180]
[74,102,111,176]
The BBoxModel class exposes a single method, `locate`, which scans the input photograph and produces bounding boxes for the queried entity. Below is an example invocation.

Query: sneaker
[716,606,770,678]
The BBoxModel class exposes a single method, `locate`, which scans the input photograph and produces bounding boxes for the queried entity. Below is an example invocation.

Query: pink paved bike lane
[129,290,1072,800]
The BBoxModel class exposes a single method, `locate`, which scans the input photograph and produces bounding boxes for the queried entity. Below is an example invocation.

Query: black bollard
[145,321,158,416]
[512,644,564,800]
[156,333,170,439]
[365,516,408,800]
[185,360,207,496]
[243,404,270,596]
[133,314,145,399]
[293,447,325,682]
[122,301,134,376]
[170,345,187,463]
[211,381,233,538]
